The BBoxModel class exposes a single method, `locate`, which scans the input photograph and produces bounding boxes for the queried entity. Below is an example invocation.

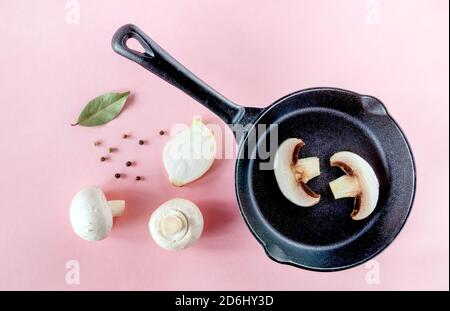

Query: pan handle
[112,24,246,125]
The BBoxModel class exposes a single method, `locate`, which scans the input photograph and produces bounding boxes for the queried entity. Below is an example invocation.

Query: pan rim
[233,87,417,272]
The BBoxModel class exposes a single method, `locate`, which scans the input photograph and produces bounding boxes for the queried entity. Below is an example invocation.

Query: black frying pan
[112,24,416,271]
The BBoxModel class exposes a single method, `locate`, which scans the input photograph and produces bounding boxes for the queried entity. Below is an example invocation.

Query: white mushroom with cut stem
[163,116,216,187]
[149,198,204,250]
[69,187,125,241]
[329,151,379,220]
[274,138,321,207]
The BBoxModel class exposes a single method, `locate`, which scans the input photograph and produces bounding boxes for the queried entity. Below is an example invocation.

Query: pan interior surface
[236,89,415,270]
[250,108,388,246]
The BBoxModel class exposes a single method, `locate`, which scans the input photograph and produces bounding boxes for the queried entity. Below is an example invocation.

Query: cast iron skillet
[112,24,416,271]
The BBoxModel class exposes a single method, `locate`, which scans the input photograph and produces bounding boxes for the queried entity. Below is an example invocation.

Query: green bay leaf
[72,91,131,127]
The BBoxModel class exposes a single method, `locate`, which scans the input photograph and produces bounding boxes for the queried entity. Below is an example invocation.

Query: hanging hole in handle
[122,31,155,59]
[126,37,147,54]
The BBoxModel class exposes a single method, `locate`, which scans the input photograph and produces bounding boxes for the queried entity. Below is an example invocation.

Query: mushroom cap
[330,151,379,220]
[163,117,216,186]
[274,138,321,207]
[69,187,113,241]
[149,198,204,250]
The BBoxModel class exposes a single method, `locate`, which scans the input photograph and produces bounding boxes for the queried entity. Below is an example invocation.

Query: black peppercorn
[159,130,165,136]
[122,134,129,139]
[126,161,132,167]
[136,176,142,181]
[114,173,121,179]
[100,156,107,162]
[139,140,145,145]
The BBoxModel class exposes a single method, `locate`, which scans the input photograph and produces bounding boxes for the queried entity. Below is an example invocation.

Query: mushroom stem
[108,200,125,217]
[294,157,320,182]
[159,212,188,241]
[329,175,359,199]
[149,199,204,250]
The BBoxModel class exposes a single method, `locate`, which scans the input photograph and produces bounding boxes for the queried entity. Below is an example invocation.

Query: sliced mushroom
[163,117,216,186]
[329,151,379,220]
[274,138,321,207]
[149,198,203,250]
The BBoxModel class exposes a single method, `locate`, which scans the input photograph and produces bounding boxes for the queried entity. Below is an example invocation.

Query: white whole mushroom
[149,198,204,250]
[329,151,379,220]
[69,187,125,241]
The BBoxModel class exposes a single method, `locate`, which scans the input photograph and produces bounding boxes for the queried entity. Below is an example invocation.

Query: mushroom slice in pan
[274,138,321,207]
[329,151,379,220]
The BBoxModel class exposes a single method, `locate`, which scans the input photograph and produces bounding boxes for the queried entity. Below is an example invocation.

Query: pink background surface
[0,0,448,290]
